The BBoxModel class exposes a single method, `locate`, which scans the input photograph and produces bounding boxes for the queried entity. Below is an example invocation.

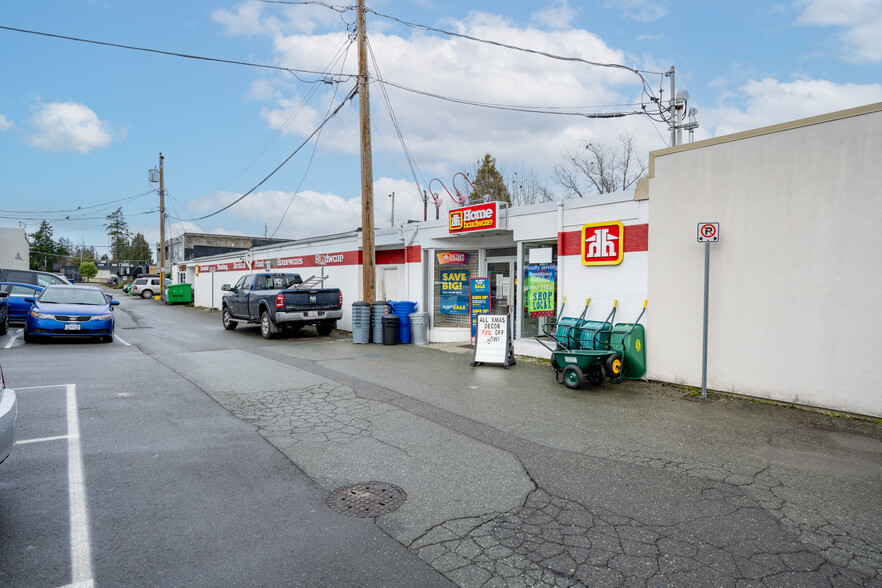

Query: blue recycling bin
[390,301,417,344]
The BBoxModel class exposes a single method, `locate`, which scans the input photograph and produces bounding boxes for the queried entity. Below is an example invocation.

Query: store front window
[521,242,558,338]
[433,250,479,328]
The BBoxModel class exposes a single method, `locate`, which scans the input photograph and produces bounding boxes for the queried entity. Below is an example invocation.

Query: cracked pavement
[154,335,882,587]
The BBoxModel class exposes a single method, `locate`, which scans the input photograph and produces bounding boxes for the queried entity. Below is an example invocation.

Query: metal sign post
[697,223,719,398]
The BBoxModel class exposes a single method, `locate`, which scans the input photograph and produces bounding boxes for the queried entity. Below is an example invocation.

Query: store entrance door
[487,257,516,332]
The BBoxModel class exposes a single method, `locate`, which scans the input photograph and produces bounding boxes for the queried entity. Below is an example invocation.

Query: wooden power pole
[357,0,376,304]
[158,153,166,299]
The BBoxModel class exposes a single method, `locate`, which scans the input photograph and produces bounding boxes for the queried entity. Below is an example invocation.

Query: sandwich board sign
[472,314,516,368]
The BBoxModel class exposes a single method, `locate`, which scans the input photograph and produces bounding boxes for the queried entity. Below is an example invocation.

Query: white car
[130,277,161,299]
[0,363,16,466]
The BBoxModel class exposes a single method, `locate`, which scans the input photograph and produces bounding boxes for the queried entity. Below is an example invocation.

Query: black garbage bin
[382,314,400,345]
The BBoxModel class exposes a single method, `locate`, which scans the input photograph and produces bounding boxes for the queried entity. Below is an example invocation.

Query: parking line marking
[66,384,94,588]
[114,333,131,346]
[4,329,21,348]
[16,434,70,445]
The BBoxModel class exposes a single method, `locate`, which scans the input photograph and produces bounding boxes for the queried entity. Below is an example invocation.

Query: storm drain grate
[326,482,407,517]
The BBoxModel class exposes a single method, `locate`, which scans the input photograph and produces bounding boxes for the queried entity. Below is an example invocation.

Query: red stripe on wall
[559,223,648,257]
[375,246,422,265]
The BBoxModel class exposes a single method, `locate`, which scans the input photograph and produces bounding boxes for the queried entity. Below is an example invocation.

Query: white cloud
[186,176,435,240]
[259,13,656,172]
[607,0,669,23]
[0,114,13,131]
[212,2,341,37]
[531,1,579,30]
[706,77,882,136]
[25,101,123,153]
[795,0,882,62]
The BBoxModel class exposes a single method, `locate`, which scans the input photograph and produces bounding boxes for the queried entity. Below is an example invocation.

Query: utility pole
[668,66,677,147]
[422,190,428,222]
[357,0,376,304]
[159,153,166,299]
[389,191,395,227]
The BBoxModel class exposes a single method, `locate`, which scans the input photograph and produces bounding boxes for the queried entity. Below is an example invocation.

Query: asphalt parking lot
[1,293,880,587]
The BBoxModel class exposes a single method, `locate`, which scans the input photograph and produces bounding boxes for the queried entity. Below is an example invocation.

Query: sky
[1,0,880,260]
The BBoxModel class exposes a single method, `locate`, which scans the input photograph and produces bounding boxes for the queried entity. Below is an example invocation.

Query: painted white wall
[0,227,29,269]
[647,105,882,417]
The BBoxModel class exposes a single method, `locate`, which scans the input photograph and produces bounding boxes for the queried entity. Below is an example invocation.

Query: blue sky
[2,0,880,259]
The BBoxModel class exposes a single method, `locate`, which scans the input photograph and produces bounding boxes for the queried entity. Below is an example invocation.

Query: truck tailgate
[282,290,340,310]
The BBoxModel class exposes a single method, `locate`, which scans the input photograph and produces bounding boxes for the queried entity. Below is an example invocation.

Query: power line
[268,37,356,239]
[189,33,357,207]
[253,2,672,124]
[0,208,159,223]
[0,25,357,84]
[365,37,429,203]
[0,190,156,215]
[188,86,358,221]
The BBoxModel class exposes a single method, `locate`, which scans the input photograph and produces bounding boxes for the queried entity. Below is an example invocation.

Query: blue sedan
[0,290,8,335]
[23,285,119,343]
[0,282,43,324]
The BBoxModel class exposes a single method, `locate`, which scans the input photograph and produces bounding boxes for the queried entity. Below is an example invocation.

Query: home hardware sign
[449,202,499,234]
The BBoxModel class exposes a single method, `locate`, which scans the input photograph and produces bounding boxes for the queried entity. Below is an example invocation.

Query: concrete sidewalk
[157,321,882,587]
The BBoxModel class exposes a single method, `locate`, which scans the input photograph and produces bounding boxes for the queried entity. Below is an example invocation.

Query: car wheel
[141,289,153,299]
[0,315,7,336]
[23,330,35,343]
[222,307,238,330]
[102,333,114,343]
[316,321,335,336]
[260,311,277,339]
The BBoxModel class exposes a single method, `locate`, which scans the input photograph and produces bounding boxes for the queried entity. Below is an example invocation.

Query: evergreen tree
[104,207,130,262]
[128,233,153,264]
[29,220,59,271]
[470,154,511,205]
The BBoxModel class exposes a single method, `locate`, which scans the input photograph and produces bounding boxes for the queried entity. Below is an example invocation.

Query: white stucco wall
[647,104,882,416]
[0,227,29,269]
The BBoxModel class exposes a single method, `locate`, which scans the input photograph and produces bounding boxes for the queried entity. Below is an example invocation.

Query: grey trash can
[372,300,390,344]
[409,312,430,345]
[352,301,371,344]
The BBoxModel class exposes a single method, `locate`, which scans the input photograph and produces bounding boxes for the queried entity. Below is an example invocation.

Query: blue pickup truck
[221,273,343,339]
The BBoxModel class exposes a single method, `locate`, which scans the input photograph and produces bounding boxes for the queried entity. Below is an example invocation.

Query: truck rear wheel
[260,311,279,339]
[316,321,335,336]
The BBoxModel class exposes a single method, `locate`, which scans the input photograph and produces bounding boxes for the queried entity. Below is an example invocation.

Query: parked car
[0,362,16,467]
[0,283,44,323]
[130,276,161,299]
[0,290,8,335]
[0,268,71,287]
[23,285,119,343]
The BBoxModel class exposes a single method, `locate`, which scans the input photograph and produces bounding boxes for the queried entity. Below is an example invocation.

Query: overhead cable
[0,25,356,83]
[188,86,358,221]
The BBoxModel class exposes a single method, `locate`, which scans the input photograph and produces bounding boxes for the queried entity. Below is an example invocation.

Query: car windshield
[39,288,107,306]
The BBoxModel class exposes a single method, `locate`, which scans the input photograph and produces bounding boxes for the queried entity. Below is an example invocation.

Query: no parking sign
[697,222,720,242]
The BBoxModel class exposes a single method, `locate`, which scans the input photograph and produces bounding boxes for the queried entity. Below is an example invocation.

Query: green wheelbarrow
[549,301,647,390]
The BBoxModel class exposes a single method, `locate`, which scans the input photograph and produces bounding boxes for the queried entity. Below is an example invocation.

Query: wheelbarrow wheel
[605,354,623,379]
[563,365,584,389]
[586,367,605,386]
